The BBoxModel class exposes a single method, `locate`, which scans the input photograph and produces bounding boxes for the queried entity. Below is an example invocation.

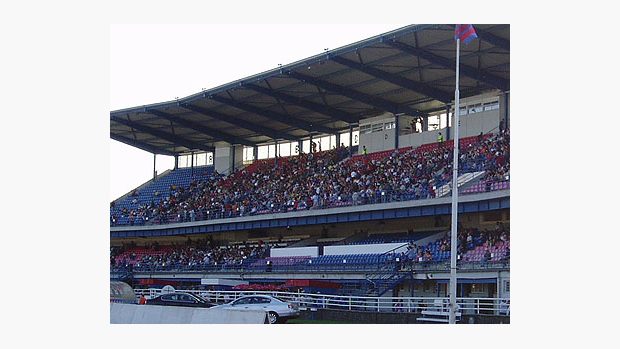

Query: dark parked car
[146,292,216,308]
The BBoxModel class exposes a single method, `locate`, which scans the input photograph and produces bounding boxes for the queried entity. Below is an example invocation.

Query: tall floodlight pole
[448,37,461,325]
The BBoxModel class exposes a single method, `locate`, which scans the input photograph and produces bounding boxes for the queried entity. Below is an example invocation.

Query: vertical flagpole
[449,37,461,324]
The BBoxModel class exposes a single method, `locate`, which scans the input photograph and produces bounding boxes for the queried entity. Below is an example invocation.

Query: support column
[274,140,278,168]
[348,124,353,158]
[505,91,510,130]
[190,151,194,177]
[253,145,258,162]
[153,153,157,179]
[335,133,341,149]
[394,114,400,149]
[297,140,302,154]
[445,106,451,140]
[174,155,178,170]
[309,134,313,153]
[231,146,236,173]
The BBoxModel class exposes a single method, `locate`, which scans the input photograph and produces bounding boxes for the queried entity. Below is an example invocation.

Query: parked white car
[213,295,299,324]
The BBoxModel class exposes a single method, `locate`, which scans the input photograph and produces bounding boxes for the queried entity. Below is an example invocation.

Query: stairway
[436,171,485,197]
[365,266,412,297]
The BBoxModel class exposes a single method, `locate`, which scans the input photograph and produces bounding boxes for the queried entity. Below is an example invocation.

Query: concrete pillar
[174,155,178,170]
[274,140,278,168]
[505,91,510,130]
[445,106,451,140]
[335,133,341,149]
[190,151,194,177]
[231,147,236,173]
[153,154,157,179]
[394,114,400,149]
[253,145,258,162]
[309,134,313,153]
[348,124,353,158]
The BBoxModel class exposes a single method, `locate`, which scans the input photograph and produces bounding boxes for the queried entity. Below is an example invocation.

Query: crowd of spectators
[111,238,268,271]
[111,130,509,226]
[398,222,510,265]
[112,221,510,273]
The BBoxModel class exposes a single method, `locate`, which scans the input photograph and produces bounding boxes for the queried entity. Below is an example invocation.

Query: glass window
[371,123,384,133]
[318,136,330,151]
[469,103,483,114]
[243,147,254,163]
[484,101,499,111]
[292,142,300,155]
[340,132,350,147]
[302,140,311,153]
[279,142,291,157]
[427,115,440,131]
[268,144,275,158]
[195,152,206,166]
[257,145,268,160]
[360,124,372,134]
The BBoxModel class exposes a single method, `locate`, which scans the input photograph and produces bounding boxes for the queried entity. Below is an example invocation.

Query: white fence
[134,288,510,316]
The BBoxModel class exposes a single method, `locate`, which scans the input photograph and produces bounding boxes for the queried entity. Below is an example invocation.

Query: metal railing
[111,259,510,274]
[133,288,510,315]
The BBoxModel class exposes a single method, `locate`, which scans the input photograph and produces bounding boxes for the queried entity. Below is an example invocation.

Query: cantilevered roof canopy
[110,24,509,155]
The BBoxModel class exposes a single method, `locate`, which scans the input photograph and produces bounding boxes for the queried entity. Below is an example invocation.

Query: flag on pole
[454,24,478,44]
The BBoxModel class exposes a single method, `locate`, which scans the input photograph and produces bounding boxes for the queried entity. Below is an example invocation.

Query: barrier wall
[270,246,319,257]
[110,303,267,324]
[324,243,407,255]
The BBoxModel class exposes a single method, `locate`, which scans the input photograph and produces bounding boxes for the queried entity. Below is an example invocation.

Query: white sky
[110,23,410,201]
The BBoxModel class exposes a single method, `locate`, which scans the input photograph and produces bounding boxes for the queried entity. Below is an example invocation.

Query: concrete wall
[399,109,500,149]
[361,130,396,154]
[214,145,244,175]
[110,303,266,324]
[324,243,407,256]
[298,308,509,324]
[458,109,501,136]
[399,130,440,149]
[358,113,396,154]
[214,146,232,174]
[270,246,319,257]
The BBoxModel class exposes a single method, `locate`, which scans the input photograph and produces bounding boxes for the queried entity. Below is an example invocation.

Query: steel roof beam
[386,40,509,91]
[476,29,510,51]
[331,56,453,104]
[210,95,336,135]
[180,103,299,142]
[110,133,177,156]
[287,71,426,117]
[146,108,256,147]
[111,116,214,153]
[245,84,360,124]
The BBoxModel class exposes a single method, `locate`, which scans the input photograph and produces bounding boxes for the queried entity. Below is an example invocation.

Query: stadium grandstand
[110,23,510,323]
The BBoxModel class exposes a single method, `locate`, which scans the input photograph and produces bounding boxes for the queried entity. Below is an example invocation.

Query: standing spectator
[363,146,368,156]
[437,132,444,145]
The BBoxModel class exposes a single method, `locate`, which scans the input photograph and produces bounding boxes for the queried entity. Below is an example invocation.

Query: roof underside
[110,24,509,155]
